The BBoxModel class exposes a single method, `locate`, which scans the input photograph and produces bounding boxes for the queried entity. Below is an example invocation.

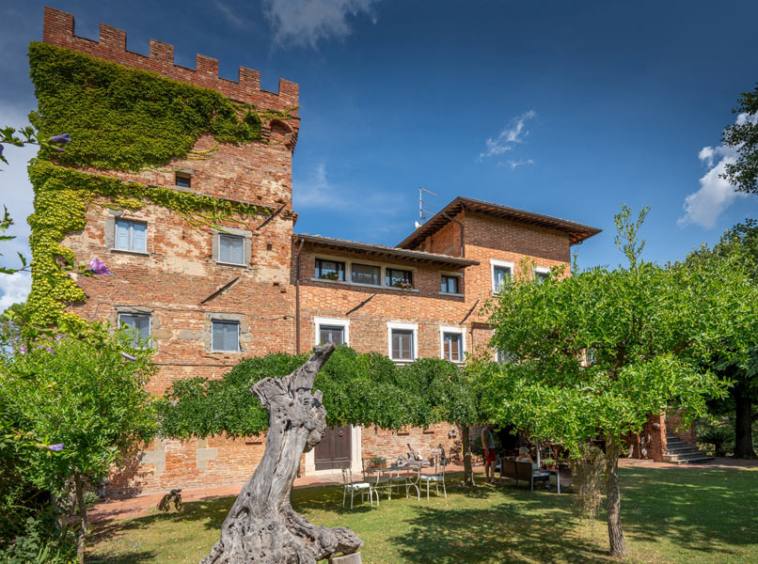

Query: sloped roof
[294,234,479,267]
[398,197,602,249]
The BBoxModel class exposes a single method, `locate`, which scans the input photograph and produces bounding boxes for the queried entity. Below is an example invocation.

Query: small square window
[442,332,463,362]
[535,269,549,283]
[218,234,245,265]
[175,173,191,188]
[441,275,460,294]
[114,219,147,253]
[386,268,413,289]
[212,320,239,352]
[351,263,380,286]
[391,329,415,361]
[118,313,151,348]
[319,325,345,345]
[315,259,345,281]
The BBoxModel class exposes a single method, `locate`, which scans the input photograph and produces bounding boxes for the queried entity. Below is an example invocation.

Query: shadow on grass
[619,467,758,556]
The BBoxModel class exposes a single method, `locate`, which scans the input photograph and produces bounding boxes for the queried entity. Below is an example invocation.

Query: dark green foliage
[723,85,758,194]
[28,42,291,171]
[157,346,476,439]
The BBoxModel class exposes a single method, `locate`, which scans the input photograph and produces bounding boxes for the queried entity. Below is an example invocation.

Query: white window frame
[314,317,350,346]
[117,312,152,348]
[387,322,418,362]
[211,319,241,352]
[490,259,515,294]
[114,218,148,254]
[534,266,550,282]
[439,325,466,363]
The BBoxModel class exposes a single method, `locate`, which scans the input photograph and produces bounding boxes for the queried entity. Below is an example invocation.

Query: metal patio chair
[341,466,378,510]
[419,449,447,499]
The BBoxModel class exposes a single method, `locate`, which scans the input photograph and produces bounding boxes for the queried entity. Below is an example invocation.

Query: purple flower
[0,144,4,157]
[45,347,55,355]
[49,133,71,144]
[121,352,136,361]
[48,443,64,452]
[19,345,27,354]
[88,258,111,276]
[55,148,65,153]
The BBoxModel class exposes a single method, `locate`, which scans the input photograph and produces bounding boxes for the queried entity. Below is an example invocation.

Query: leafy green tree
[722,85,758,194]
[688,219,758,458]
[0,324,157,563]
[480,206,755,558]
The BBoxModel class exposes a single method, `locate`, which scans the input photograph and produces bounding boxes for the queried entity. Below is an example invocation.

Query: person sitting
[516,446,535,467]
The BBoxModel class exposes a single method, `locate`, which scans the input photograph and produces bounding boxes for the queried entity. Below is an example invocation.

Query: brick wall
[36,7,592,496]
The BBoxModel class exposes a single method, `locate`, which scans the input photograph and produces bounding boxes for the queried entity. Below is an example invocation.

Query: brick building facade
[37,8,607,496]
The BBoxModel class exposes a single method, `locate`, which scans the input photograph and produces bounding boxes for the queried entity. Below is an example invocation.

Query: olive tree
[479,206,755,557]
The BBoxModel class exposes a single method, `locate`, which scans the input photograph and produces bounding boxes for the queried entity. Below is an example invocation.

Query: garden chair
[362,458,397,499]
[342,466,378,510]
[419,450,447,499]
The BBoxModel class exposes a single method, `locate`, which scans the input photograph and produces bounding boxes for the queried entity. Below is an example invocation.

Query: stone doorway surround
[305,425,362,475]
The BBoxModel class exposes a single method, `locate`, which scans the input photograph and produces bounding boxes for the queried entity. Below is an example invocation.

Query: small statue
[158,488,183,512]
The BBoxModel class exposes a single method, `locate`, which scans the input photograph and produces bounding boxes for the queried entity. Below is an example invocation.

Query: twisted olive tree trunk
[605,440,627,558]
[201,344,362,564]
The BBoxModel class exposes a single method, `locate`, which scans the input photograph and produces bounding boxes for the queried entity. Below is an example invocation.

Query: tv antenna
[416,186,438,229]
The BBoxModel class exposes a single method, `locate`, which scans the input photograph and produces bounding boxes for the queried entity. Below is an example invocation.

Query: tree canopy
[158,346,481,440]
[723,85,758,194]
[477,205,758,557]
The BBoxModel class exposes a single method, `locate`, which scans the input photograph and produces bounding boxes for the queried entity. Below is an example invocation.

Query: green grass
[87,467,758,563]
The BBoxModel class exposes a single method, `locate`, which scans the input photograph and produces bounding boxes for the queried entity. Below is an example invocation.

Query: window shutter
[232,238,244,265]
[115,221,129,250]
[132,223,146,253]
[212,322,223,350]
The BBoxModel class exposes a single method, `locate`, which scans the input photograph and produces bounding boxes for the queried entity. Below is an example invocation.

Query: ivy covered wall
[26,42,295,328]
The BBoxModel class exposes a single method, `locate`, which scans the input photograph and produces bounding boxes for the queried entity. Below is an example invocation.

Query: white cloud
[678,112,757,228]
[0,272,31,312]
[263,0,378,48]
[214,0,250,29]
[504,158,535,170]
[479,110,536,161]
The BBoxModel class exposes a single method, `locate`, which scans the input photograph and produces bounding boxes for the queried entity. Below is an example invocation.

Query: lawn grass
[87,467,758,563]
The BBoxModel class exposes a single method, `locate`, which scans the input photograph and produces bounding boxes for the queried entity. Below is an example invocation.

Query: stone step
[662,451,714,463]
[662,455,715,465]
[666,446,701,456]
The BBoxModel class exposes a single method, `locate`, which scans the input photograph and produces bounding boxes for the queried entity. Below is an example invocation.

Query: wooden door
[314,426,352,471]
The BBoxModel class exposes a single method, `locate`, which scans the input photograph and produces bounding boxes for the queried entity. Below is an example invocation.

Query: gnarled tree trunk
[201,343,362,564]
[461,426,475,486]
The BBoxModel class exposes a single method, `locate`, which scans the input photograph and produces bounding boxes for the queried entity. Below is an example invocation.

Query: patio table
[363,461,430,501]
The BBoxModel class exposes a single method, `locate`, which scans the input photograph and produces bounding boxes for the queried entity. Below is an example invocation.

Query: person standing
[481,424,497,483]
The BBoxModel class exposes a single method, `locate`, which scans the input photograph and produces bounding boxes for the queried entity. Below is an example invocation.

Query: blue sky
[2,0,758,308]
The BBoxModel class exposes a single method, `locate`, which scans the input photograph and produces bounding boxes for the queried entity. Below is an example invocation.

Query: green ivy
[29,42,294,170]
[24,43,294,328]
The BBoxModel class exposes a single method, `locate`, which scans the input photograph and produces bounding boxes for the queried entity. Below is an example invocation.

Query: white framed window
[218,234,245,265]
[387,322,418,362]
[311,255,418,292]
[439,326,465,363]
[114,219,147,253]
[211,320,240,352]
[534,266,550,283]
[490,259,514,294]
[118,313,151,348]
[314,317,350,346]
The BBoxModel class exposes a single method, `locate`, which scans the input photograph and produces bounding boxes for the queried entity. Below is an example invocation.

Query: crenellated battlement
[42,7,299,114]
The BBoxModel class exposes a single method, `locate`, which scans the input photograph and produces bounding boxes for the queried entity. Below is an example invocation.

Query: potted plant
[320,271,339,281]
[393,279,413,290]
[542,457,556,470]
[370,456,387,469]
